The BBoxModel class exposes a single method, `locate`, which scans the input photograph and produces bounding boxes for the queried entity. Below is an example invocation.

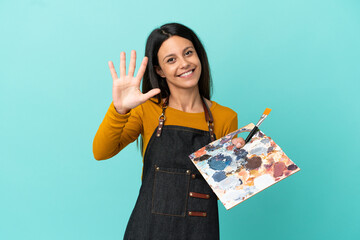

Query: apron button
[156,167,160,171]
[186,170,191,175]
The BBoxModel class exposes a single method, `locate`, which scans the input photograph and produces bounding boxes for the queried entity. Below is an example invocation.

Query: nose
[179,57,190,69]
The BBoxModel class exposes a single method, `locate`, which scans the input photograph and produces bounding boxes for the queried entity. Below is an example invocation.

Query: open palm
[108,50,161,114]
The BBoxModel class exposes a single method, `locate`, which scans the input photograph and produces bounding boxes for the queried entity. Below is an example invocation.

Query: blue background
[1,0,359,239]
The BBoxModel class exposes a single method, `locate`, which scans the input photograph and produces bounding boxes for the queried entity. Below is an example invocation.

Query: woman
[93,23,245,240]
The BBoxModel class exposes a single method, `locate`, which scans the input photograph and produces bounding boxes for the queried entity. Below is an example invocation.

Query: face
[155,36,202,92]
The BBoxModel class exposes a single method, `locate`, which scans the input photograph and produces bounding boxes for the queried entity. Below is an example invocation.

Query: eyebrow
[163,46,194,62]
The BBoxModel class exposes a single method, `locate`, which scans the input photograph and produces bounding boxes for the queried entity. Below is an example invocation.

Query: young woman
[93,23,245,240]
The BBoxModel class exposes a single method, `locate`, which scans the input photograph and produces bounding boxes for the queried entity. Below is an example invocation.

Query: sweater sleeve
[221,113,238,138]
[92,102,143,160]
[227,113,238,135]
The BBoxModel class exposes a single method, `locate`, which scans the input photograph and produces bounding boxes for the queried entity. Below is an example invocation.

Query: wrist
[114,105,130,115]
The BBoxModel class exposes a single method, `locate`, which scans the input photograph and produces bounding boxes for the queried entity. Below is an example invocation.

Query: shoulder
[144,98,163,109]
[210,100,238,137]
[132,98,161,110]
[210,100,237,119]
[131,98,162,117]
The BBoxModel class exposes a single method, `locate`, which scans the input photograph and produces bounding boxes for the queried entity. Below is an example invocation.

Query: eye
[167,57,175,63]
[185,50,193,56]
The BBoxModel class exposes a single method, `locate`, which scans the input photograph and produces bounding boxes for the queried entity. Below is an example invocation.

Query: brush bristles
[263,108,272,116]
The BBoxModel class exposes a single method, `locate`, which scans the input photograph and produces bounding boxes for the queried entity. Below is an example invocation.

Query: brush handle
[245,126,259,144]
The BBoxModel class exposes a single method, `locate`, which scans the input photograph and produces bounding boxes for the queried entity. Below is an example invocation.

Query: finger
[141,88,161,102]
[128,50,136,77]
[135,56,148,80]
[108,61,118,80]
[232,137,245,148]
[120,52,126,79]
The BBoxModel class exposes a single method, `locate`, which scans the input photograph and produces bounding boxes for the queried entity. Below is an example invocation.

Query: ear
[155,66,166,78]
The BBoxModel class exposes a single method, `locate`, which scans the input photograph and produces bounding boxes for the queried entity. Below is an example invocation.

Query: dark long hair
[139,23,213,155]
[142,23,213,103]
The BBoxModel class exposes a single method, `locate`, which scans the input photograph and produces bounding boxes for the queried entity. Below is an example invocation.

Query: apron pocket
[152,165,191,217]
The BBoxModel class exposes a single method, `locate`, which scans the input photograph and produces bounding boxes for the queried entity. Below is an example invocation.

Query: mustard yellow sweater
[93,99,238,162]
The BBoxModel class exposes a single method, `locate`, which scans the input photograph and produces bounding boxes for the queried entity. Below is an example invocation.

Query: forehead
[157,36,194,57]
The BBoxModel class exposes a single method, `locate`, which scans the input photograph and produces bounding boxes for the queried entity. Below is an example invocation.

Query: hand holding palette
[189,123,300,210]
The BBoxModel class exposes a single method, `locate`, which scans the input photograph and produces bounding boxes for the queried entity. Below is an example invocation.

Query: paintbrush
[245,108,272,144]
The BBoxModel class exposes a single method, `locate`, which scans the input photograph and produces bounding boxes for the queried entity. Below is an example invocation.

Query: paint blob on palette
[189,123,300,210]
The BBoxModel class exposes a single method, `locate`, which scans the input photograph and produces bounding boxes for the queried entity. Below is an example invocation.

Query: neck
[167,87,203,113]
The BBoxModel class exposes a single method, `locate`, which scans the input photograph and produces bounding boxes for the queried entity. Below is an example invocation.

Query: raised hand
[108,50,161,114]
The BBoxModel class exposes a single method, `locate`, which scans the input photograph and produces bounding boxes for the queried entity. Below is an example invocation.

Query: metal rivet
[203,213,206,216]
[157,134,160,137]
[189,192,193,196]
[156,167,159,171]
[210,128,212,131]
[186,170,190,174]
[189,211,192,215]
[160,122,163,125]
[191,174,196,179]
[159,127,162,130]
[206,195,210,199]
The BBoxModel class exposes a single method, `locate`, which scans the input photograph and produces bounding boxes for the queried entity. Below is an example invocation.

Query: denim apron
[123,97,219,240]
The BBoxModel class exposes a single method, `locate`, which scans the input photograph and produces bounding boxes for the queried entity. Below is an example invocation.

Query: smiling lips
[178,68,195,78]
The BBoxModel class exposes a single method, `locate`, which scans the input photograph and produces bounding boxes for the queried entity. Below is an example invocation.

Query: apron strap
[156,97,169,137]
[201,96,215,141]
[156,96,215,142]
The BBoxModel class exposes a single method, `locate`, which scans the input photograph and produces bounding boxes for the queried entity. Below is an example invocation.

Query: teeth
[180,70,193,77]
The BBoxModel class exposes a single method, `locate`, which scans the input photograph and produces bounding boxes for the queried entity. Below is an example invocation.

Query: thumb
[141,88,161,102]
[232,137,245,148]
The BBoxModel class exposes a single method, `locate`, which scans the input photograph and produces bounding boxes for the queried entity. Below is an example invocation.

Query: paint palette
[189,123,300,210]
